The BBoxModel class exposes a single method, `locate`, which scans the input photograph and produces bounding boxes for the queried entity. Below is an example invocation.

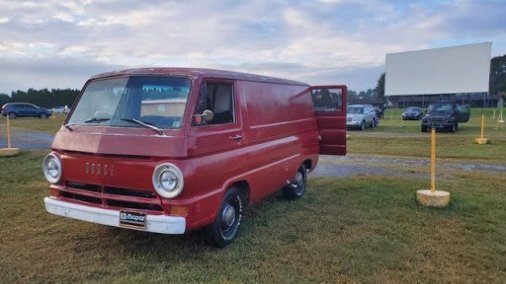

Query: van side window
[194,82,235,125]
[311,88,343,112]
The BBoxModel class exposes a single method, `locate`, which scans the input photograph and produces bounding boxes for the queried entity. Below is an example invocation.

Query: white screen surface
[385,42,491,96]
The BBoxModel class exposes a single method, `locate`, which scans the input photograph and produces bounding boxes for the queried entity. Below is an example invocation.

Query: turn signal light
[170,206,189,216]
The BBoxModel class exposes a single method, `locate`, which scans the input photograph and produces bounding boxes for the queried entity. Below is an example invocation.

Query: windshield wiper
[120,118,164,136]
[64,122,77,131]
[84,117,111,123]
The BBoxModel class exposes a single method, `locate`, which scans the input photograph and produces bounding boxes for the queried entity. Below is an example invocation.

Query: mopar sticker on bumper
[119,210,146,228]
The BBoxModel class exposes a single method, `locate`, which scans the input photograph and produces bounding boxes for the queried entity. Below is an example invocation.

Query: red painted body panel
[47,68,346,232]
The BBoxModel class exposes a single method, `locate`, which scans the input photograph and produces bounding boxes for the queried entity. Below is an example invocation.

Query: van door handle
[228,134,243,141]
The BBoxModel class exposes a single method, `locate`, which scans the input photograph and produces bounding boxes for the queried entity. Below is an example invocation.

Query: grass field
[0,109,505,283]
[0,113,67,133]
[346,108,506,161]
[1,151,505,283]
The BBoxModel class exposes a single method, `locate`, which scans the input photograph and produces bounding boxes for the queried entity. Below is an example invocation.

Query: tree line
[0,88,80,109]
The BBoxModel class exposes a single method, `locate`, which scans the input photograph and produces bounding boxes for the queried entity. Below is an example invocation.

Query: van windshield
[68,76,191,129]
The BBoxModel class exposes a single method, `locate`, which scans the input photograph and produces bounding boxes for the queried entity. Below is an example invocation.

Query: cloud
[0,56,125,94]
[0,0,505,94]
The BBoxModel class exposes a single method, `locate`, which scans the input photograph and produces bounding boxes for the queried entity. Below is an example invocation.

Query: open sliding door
[310,85,347,155]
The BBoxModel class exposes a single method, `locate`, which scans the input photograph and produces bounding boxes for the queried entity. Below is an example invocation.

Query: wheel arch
[228,180,250,206]
[303,159,312,171]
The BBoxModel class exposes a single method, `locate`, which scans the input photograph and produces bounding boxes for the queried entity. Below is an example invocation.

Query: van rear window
[311,88,343,112]
[68,76,191,129]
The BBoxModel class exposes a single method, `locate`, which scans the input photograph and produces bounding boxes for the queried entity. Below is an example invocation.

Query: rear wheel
[372,118,378,128]
[206,186,243,247]
[8,112,16,119]
[283,165,307,200]
[39,113,47,119]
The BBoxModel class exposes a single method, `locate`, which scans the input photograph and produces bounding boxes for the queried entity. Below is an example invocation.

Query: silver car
[346,104,377,130]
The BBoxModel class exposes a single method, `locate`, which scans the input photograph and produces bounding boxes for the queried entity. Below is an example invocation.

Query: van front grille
[59,181,164,213]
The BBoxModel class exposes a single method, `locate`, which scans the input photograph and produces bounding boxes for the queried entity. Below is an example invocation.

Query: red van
[43,68,347,247]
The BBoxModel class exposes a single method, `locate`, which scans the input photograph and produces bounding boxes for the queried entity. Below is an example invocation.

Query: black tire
[206,187,243,247]
[360,121,366,131]
[421,125,428,132]
[449,123,456,133]
[39,113,47,119]
[8,112,16,119]
[372,118,378,128]
[283,165,307,200]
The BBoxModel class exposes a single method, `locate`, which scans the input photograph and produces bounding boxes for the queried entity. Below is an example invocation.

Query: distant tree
[348,90,358,99]
[0,93,10,106]
[9,88,80,108]
[374,72,385,100]
[490,54,506,101]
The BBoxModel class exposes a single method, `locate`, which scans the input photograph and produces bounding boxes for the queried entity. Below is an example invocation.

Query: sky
[0,0,505,94]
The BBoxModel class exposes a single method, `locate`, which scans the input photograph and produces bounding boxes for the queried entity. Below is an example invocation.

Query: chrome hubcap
[221,204,236,228]
[295,171,305,195]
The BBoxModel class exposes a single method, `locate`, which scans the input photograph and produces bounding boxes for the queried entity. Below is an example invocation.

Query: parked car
[421,101,470,132]
[50,105,70,114]
[455,104,471,122]
[402,106,423,120]
[43,68,348,247]
[1,102,52,119]
[346,104,377,130]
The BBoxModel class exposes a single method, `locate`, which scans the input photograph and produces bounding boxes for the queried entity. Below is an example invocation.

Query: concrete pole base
[0,148,20,157]
[474,138,489,144]
[416,189,450,208]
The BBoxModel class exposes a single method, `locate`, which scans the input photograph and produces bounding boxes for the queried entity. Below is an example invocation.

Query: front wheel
[360,121,366,131]
[421,125,427,132]
[206,187,243,247]
[39,113,47,119]
[8,112,16,119]
[283,165,307,200]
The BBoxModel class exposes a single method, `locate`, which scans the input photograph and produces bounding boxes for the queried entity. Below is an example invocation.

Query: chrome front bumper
[44,197,186,234]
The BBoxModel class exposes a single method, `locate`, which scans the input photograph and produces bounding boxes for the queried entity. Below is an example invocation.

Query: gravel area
[0,128,54,149]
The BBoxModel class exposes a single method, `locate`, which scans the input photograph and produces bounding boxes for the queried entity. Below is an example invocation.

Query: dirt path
[311,154,506,178]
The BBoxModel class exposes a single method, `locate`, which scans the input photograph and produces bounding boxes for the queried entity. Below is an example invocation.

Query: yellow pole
[480,114,485,139]
[6,115,12,148]
[431,128,436,192]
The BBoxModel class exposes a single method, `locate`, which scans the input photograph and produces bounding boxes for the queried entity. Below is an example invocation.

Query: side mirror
[193,109,214,124]
[202,109,214,122]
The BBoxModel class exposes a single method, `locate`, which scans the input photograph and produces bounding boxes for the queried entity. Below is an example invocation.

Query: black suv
[1,103,52,119]
[421,102,470,132]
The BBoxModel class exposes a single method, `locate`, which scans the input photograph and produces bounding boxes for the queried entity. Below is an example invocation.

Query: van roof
[91,67,309,87]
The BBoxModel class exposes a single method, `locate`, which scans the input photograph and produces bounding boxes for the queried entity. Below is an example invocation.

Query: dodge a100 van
[43,68,347,247]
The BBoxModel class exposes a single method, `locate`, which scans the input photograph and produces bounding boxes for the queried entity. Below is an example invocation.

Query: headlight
[152,163,184,198]
[43,153,62,184]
